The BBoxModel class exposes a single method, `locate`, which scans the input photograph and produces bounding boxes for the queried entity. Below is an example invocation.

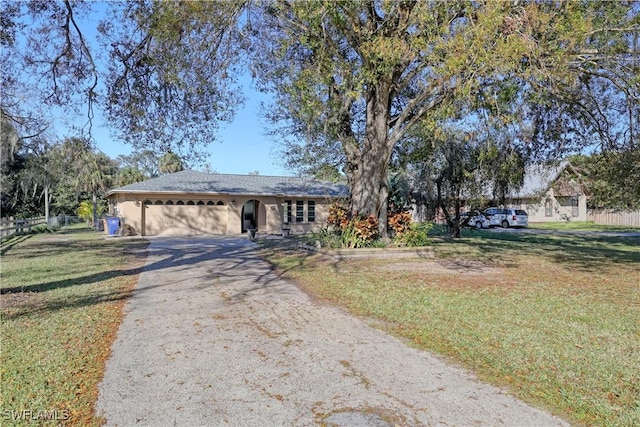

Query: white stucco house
[503,162,588,223]
[107,170,349,236]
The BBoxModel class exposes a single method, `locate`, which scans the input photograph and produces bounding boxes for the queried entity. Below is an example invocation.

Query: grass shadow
[455,232,640,272]
[0,234,35,256]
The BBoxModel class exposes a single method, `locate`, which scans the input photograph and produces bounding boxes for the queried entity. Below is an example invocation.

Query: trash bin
[106,217,120,236]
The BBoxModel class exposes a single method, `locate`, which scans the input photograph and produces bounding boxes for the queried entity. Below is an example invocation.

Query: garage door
[143,200,228,236]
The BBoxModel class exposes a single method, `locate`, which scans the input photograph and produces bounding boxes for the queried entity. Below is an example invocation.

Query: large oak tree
[249,1,639,232]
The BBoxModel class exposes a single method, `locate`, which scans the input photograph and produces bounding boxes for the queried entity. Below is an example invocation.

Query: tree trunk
[92,192,98,229]
[452,191,462,238]
[343,80,395,236]
[44,185,50,226]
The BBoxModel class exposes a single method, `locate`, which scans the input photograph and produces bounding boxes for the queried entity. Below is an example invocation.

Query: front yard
[1,226,637,426]
[0,228,148,426]
[259,230,640,426]
[528,221,639,232]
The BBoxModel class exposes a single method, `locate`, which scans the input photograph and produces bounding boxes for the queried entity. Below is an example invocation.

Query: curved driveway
[96,236,569,426]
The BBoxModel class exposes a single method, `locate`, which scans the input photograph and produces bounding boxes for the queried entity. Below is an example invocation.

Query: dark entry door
[241,200,259,232]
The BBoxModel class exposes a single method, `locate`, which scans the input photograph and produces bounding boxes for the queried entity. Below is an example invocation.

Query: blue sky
[95,79,291,177]
[79,75,292,177]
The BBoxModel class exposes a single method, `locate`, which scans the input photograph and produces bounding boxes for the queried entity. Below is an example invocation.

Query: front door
[241,200,259,233]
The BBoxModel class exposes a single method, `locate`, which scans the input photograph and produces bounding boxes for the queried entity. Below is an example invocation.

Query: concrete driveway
[96,236,569,426]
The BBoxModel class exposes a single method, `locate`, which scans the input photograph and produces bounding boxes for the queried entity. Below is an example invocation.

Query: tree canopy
[249,1,638,231]
[2,1,638,232]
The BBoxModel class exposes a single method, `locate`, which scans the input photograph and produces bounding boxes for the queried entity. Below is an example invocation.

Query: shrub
[325,203,380,248]
[327,203,350,231]
[311,228,343,249]
[394,222,432,247]
[388,211,413,236]
[341,214,379,248]
[77,201,94,224]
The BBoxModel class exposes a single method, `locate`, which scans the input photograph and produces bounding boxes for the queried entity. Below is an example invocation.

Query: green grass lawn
[259,231,640,426]
[528,221,639,232]
[0,228,148,426]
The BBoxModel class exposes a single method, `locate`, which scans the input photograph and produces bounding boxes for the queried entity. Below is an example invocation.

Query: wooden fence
[0,216,48,239]
[587,209,640,227]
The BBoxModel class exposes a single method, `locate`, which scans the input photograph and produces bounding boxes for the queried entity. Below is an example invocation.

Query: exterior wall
[276,197,331,235]
[143,204,228,236]
[506,189,588,223]
[108,192,336,236]
[110,193,233,236]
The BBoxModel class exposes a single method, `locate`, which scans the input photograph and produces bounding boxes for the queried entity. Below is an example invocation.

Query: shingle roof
[108,170,349,198]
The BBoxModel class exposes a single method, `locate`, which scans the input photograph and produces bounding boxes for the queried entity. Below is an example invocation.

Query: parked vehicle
[461,211,490,229]
[484,207,528,228]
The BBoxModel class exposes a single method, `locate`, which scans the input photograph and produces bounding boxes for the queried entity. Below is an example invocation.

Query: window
[571,197,579,217]
[283,200,292,223]
[154,200,163,205]
[207,201,215,206]
[143,200,152,206]
[176,200,184,205]
[308,201,316,222]
[216,200,225,206]
[186,200,195,205]
[545,199,553,217]
[197,201,205,205]
[165,200,174,205]
[296,201,304,222]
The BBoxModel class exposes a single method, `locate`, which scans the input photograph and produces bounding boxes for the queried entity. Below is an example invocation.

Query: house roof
[107,170,350,198]
[509,162,569,198]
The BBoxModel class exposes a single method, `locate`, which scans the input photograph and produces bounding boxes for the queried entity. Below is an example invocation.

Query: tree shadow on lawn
[466,232,640,272]
[1,234,144,261]
[0,234,35,256]
[1,235,149,296]
[2,285,134,320]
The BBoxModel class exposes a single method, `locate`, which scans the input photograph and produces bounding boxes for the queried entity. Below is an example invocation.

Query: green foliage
[76,200,105,225]
[76,200,94,223]
[116,166,145,186]
[116,150,160,179]
[310,228,343,250]
[393,222,432,247]
[571,152,640,210]
[4,1,638,233]
[158,152,184,174]
[101,1,245,160]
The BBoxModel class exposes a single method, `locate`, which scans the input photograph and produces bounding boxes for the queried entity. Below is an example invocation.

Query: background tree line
[0,117,183,220]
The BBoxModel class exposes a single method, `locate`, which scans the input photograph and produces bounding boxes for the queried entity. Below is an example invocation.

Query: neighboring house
[107,170,349,236]
[503,162,588,223]
[409,161,589,224]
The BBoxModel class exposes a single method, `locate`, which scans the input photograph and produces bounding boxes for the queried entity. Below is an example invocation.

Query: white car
[484,208,528,228]
[461,211,490,229]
